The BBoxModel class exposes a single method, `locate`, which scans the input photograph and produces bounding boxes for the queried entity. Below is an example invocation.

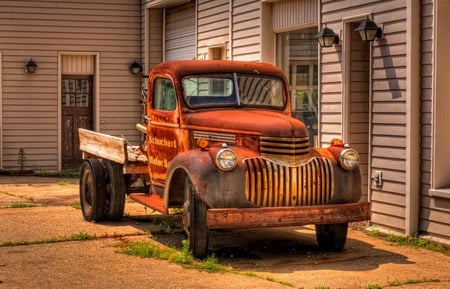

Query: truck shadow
[127,214,413,273]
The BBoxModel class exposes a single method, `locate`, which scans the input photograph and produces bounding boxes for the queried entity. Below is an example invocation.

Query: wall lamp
[25,58,38,73]
[130,60,142,74]
[355,19,383,41]
[315,27,340,47]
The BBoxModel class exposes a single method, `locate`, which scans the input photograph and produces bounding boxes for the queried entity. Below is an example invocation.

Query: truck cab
[78,60,370,258]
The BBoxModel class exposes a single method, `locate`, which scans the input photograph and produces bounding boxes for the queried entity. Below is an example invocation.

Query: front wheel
[79,159,106,221]
[315,223,348,251]
[183,178,209,258]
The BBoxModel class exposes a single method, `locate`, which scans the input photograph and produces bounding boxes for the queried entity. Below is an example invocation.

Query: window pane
[183,77,236,107]
[153,78,176,111]
[276,27,319,146]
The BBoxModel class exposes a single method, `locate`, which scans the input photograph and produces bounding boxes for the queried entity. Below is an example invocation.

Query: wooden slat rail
[79,128,128,164]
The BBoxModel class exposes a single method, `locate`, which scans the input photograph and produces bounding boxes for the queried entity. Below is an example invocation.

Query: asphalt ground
[0,175,449,289]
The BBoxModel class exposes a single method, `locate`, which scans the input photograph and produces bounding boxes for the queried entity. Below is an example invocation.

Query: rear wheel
[79,159,106,221]
[183,178,209,258]
[103,160,126,221]
[315,223,348,251]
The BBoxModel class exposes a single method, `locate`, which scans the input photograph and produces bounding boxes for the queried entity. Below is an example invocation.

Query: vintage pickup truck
[78,60,370,258]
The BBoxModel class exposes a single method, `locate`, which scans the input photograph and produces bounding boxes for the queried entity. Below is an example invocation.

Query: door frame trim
[341,14,372,201]
[57,52,100,171]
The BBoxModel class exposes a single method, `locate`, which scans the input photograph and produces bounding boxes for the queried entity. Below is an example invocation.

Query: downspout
[144,3,149,74]
[405,0,421,236]
[195,0,199,59]
[162,9,166,62]
[317,0,322,147]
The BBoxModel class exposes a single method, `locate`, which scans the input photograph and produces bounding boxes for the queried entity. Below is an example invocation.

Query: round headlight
[215,148,238,171]
[339,148,360,170]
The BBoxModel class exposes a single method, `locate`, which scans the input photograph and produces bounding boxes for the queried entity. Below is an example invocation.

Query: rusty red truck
[78,60,370,258]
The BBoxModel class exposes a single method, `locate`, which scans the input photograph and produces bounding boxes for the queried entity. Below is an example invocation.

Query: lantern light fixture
[315,27,340,47]
[355,19,383,41]
[25,58,38,73]
[130,60,142,74]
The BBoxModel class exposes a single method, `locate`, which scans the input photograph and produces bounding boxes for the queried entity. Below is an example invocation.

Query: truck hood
[183,109,309,138]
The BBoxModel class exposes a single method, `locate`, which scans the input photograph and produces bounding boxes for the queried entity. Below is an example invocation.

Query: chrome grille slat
[244,157,334,207]
[193,130,236,144]
[260,136,311,162]
[261,147,310,154]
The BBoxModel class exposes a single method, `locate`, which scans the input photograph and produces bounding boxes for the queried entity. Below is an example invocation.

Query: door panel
[62,76,93,168]
[148,77,181,186]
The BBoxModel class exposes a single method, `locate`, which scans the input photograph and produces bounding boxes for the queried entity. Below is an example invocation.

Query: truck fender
[163,149,248,209]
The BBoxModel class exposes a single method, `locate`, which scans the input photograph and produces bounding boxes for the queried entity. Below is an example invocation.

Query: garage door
[165,1,196,60]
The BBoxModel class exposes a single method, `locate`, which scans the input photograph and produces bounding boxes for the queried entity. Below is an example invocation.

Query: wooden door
[62,75,93,168]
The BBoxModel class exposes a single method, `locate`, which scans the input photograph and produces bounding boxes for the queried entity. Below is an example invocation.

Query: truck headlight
[339,148,359,170]
[215,148,238,171]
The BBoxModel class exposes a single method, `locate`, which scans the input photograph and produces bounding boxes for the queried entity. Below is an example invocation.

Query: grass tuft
[366,230,449,255]
[10,203,37,208]
[366,284,383,289]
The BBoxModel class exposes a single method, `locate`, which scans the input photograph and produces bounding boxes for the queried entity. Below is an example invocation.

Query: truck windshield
[182,74,285,108]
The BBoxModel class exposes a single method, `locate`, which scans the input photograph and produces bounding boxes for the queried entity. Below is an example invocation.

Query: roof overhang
[146,0,191,8]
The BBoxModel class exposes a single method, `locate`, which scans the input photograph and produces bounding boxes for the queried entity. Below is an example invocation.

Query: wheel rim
[82,169,94,213]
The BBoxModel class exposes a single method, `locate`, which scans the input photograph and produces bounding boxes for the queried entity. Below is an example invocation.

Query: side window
[153,78,176,111]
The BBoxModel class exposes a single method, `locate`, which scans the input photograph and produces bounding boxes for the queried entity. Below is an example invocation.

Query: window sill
[428,188,450,199]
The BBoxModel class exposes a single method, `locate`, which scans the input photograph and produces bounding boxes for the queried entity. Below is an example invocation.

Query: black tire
[183,178,209,258]
[103,160,126,221]
[79,159,106,221]
[315,223,348,251]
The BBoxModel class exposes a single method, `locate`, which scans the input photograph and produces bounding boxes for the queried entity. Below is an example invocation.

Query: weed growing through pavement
[17,148,27,175]
[366,230,449,254]
[365,277,441,288]
[10,203,37,208]
[387,280,401,286]
[365,284,382,289]
[116,239,294,286]
[0,232,97,247]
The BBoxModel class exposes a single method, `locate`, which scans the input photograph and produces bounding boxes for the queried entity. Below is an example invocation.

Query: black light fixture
[25,58,38,73]
[315,27,340,47]
[355,19,383,41]
[130,60,142,74]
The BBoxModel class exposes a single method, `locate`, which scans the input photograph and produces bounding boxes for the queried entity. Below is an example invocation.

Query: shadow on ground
[124,213,413,274]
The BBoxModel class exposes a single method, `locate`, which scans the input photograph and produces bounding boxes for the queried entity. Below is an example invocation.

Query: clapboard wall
[0,0,141,171]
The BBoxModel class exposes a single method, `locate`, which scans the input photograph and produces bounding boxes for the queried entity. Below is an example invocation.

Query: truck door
[147,77,181,187]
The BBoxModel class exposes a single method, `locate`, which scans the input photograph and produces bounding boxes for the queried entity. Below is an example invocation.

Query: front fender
[164,149,251,209]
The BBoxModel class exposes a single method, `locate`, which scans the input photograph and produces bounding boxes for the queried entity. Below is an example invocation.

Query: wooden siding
[320,0,408,233]
[419,0,450,241]
[0,0,141,171]
[232,0,261,60]
[62,55,95,75]
[0,50,2,169]
[348,25,370,200]
[148,8,163,69]
[197,0,229,59]
[273,0,318,32]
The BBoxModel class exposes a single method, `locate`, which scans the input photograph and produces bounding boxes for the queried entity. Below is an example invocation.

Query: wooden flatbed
[78,128,148,174]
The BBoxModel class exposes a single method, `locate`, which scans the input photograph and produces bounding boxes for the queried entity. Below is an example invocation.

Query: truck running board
[129,193,167,214]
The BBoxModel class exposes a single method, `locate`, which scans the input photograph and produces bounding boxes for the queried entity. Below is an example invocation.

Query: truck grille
[244,157,334,207]
[260,135,310,159]
[193,130,236,144]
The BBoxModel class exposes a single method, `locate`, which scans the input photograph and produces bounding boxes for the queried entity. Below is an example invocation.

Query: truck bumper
[206,202,371,229]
